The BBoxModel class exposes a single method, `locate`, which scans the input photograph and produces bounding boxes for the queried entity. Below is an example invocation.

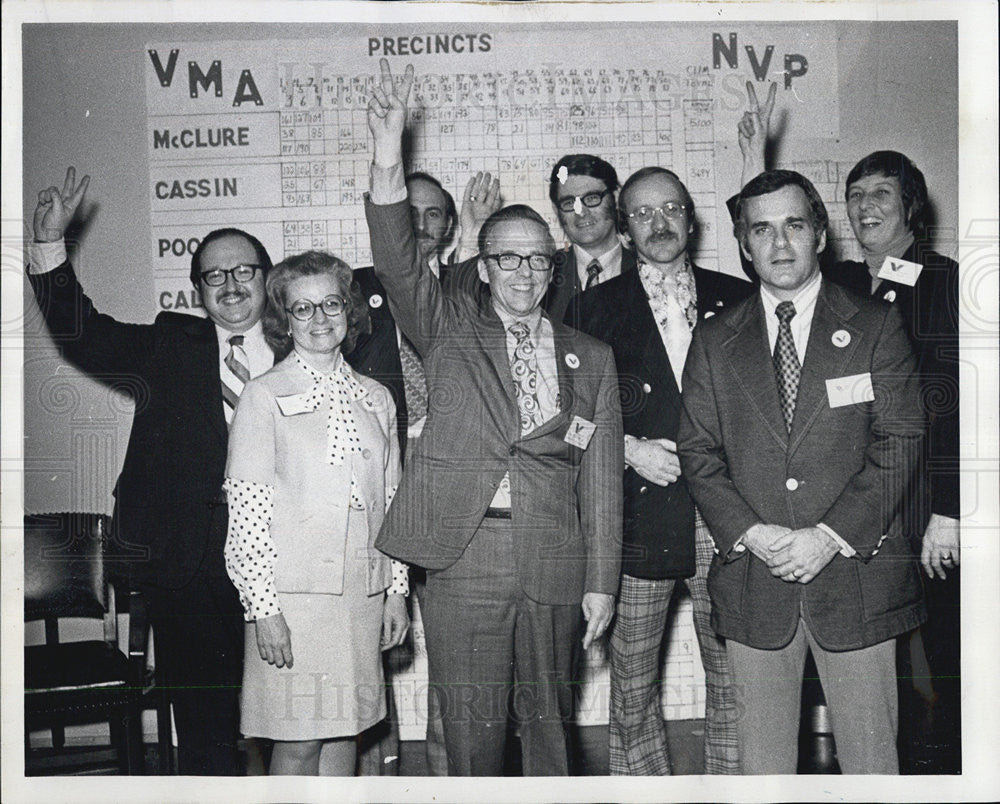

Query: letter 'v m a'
[149,49,180,87]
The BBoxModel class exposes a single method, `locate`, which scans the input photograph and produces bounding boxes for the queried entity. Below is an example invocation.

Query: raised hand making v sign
[364,59,624,776]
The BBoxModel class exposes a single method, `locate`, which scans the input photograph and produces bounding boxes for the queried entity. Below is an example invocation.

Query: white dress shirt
[573,241,623,288]
[751,271,854,558]
[759,269,822,362]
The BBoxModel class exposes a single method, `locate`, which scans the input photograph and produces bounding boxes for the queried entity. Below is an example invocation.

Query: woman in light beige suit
[224,251,409,776]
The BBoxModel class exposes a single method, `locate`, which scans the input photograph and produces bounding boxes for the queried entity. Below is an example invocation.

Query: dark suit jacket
[366,198,624,605]
[678,279,926,650]
[566,265,753,579]
[28,262,267,590]
[347,261,483,461]
[548,245,638,324]
[825,242,960,523]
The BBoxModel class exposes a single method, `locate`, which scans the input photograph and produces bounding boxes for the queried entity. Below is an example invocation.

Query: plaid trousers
[608,512,740,774]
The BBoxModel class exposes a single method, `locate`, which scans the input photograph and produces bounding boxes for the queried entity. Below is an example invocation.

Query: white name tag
[275,393,316,416]
[877,256,923,286]
[564,416,597,449]
[826,373,875,408]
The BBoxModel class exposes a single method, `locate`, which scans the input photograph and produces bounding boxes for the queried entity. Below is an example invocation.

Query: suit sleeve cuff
[369,162,407,205]
[28,239,67,274]
[817,522,856,557]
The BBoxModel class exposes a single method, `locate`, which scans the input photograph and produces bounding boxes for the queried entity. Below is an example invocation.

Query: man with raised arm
[347,168,498,777]
[27,169,276,774]
[364,61,623,776]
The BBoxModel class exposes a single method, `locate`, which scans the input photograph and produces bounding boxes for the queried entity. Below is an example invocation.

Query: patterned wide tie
[509,321,545,435]
[398,334,428,423]
[585,258,603,290]
[772,301,800,433]
[222,333,250,425]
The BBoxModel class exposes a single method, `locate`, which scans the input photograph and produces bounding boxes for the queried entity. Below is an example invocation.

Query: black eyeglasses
[484,253,554,272]
[627,202,688,224]
[200,264,261,287]
[556,189,612,214]
[285,294,348,322]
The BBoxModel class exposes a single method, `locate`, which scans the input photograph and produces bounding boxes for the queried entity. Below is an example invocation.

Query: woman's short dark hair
[548,154,620,204]
[845,150,928,235]
[733,169,829,245]
[617,166,696,235]
[478,205,555,257]
[190,227,273,287]
[263,251,370,360]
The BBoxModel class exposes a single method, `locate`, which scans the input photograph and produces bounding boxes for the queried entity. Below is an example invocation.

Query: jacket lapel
[475,307,521,439]
[722,297,788,449]
[184,317,229,444]
[788,282,862,455]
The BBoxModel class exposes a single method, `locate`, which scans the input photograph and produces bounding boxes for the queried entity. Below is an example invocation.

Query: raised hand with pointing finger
[367,59,414,168]
[33,166,90,243]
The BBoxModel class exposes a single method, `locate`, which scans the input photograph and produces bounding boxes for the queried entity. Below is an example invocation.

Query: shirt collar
[427,252,441,278]
[759,269,822,319]
[573,240,622,271]
[492,303,544,337]
[215,319,265,347]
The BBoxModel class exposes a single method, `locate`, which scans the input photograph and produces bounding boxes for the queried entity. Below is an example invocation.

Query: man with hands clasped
[678,169,926,774]
[365,60,623,776]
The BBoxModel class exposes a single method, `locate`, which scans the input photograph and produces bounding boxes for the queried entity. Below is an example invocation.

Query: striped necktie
[222,334,250,425]
[585,258,602,290]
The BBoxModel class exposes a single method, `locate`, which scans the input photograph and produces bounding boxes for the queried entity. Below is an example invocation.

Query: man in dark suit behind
[545,154,638,322]
[678,169,926,774]
[566,166,751,775]
[365,61,623,776]
[28,169,275,774]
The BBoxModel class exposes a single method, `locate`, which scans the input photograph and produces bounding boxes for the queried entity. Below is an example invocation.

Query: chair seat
[26,641,131,694]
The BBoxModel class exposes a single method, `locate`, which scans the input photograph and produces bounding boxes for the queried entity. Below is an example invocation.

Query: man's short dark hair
[406,171,457,223]
[478,205,555,256]
[845,150,928,236]
[733,169,829,244]
[190,228,273,287]
[617,166,696,233]
[548,154,619,204]
[405,171,457,254]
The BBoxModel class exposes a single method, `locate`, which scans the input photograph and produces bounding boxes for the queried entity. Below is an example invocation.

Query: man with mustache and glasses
[565,164,752,774]
[28,168,275,775]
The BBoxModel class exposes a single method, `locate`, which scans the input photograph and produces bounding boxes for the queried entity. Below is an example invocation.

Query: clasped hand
[743,524,840,584]
[626,437,680,486]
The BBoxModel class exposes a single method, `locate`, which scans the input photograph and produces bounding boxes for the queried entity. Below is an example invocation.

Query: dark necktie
[509,321,544,434]
[585,258,602,290]
[222,334,250,425]
[772,301,800,433]
[398,335,428,424]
